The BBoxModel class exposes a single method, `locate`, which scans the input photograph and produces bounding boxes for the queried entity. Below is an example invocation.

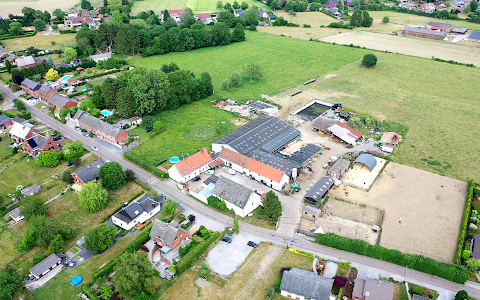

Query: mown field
[311,52,480,181]
[129,31,369,102]
[2,33,76,52]
[0,0,81,17]
[131,0,268,15]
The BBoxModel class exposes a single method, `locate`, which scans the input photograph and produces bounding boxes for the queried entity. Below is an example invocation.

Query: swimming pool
[100,110,113,117]
[59,75,73,82]
[169,156,180,163]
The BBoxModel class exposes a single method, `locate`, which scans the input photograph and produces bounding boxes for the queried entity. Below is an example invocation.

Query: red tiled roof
[175,149,213,176]
[208,158,224,168]
[219,148,251,168]
[197,13,211,21]
[335,122,363,139]
[249,160,284,183]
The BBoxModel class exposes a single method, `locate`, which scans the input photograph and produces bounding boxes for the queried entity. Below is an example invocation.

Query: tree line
[91,65,214,118]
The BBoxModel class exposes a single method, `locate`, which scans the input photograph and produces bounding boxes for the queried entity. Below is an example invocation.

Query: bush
[362,54,377,68]
[456,180,475,264]
[455,290,469,300]
[207,196,229,211]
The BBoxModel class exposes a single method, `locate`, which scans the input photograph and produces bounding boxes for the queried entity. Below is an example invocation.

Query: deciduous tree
[58,222,77,240]
[113,252,156,296]
[362,53,377,68]
[382,16,390,23]
[260,191,282,223]
[61,140,84,161]
[30,215,58,244]
[53,9,65,21]
[85,224,117,253]
[98,162,127,190]
[230,71,242,88]
[232,23,245,42]
[243,63,263,82]
[0,267,23,300]
[33,19,46,31]
[78,181,109,212]
[37,150,61,167]
[163,198,180,214]
[9,22,23,36]
[48,234,64,253]
[45,68,59,81]
[22,196,49,220]
[455,290,469,300]
[63,47,77,63]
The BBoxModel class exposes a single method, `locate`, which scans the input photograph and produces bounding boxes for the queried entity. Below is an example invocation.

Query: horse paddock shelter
[342,155,387,190]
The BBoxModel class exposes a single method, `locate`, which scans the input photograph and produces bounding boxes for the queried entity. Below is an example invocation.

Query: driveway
[180,204,226,232]
[207,232,259,276]
[25,265,65,291]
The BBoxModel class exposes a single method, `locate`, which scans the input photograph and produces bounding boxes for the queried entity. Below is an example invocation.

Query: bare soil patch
[329,162,466,262]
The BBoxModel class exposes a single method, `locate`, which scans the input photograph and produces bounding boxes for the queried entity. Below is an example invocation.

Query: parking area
[207,232,260,276]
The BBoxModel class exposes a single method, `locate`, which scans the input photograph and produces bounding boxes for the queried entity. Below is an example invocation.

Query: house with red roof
[22,134,60,156]
[168,149,216,183]
[421,3,435,12]
[195,13,214,24]
[326,121,363,145]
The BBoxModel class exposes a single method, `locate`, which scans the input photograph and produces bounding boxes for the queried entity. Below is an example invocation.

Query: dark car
[247,241,257,248]
[221,236,232,243]
[52,136,61,141]
[146,128,152,133]
[67,161,73,166]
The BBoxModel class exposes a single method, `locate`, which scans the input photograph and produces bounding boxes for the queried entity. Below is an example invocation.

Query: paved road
[10,86,480,298]
[0,83,15,110]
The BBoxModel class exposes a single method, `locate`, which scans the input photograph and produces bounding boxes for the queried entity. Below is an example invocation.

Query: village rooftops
[113,195,160,224]
[280,268,333,300]
[250,150,300,176]
[9,122,35,139]
[21,183,41,196]
[72,159,105,183]
[74,110,124,138]
[213,176,252,209]
[150,219,180,248]
[16,56,36,68]
[174,149,214,176]
[352,278,395,300]
[428,21,453,29]
[26,135,50,151]
[48,94,78,108]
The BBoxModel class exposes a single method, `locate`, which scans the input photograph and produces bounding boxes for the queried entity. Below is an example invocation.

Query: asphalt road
[8,85,480,298]
[0,82,15,109]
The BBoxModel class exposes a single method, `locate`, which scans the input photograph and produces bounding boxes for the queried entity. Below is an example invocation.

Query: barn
[401,26,446,40]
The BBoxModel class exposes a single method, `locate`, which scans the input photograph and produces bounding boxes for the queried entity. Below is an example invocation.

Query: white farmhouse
[111,195,161,230]
[212,176,262,217]
[168,149,218,183]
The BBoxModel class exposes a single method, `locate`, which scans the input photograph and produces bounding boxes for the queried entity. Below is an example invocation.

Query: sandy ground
[342,157,387,190]
[329,162,467,262]
[320,31,480,67]
[325,197,383,225]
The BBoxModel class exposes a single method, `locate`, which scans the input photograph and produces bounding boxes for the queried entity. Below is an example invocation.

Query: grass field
[0,228,21,267]
[125,100,239,166]
[320,31,480,67]
[2,33,77,52]
[0,0,81,17]
[129,31,369,102]
[310,52,480,181]
[368,11,480,31]
[131,0,268,15]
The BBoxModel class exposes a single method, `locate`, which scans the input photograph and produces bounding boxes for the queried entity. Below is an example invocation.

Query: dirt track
[329,162,467,262]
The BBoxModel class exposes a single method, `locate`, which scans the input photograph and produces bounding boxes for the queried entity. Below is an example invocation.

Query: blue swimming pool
[170,156,180,163]
[59,75,73,82]
[100,110,113,117]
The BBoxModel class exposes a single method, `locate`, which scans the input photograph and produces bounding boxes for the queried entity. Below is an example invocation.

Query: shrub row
[176,231,220,274]
[134,180,151,191]
[80,284,101,300]
[289,247,314,257]
[316,233,468,283]
[91,227,152,279]
[455,179,475,264]
[0,31,36,40]
[99,190,145,223]
[432,58,476,68]
[81,69,122,80]
[124,153,168,179]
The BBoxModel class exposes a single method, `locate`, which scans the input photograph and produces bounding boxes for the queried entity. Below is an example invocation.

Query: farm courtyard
[329,163,467,263]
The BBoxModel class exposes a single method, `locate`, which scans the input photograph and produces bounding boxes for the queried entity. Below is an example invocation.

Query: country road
[4,83,479,299]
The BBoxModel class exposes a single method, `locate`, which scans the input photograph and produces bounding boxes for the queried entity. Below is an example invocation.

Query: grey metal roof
[327,158,350,178]
[361,278,395,300]
[9,207,22,219]
[212,176,251,209]
[0,114,10,125]
[48,94,77,108]
[290,144,322,165]
[402,26,446,37]
[312,116,338,132]
[150,219,179,248]
[74,110,123,138]
[213,116,298,156]
[304,205,321,216]
[452,28,467,34]
[469,31,480,40]
[21,79,41,90]
[250,150,300,176]
[354,153,377,172]
[203,175,219,186]
[250,101,274,110]
[261,127,300,153]
[280,268,333,300]
[12,117,27,124]
[21,183,41,196]
[304,177,335,203]
[30,254,61,277]
[90,53,112,60]
[16,56,35,67]
[72,159,105,183]
[427,21,453,28]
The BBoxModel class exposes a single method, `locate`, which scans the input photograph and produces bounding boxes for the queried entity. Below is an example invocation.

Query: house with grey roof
[0,114,13,129]
[9,207,24,222]
[70,159,105,186]
[280,268,333,300]
[212,176,262,217]
[21,183,42,197]
[21,79,43,97]
[311,115,339,133]
[352,278,394,300]
[73,110,128,146]
[304,177,335,205]
[16,56,36,69]
[150,219,190,254]
[29,253,62,279]
[112,195,161,230]
[90,52,112,62]
[46,94,78,118]
[22,134,60,156]
[327,158,350,179]
[303,205,321,220]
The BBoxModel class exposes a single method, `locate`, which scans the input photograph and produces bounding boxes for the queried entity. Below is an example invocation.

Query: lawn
[0,228,22,267]
[131,0,268,15]
[1,33,77,52]
[312,52,480,181]
[128,30,369,103]
[124,99,239,166]
[33,272,81,300]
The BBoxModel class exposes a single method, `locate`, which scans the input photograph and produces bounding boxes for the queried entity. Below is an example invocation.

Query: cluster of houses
[0,52,45,69]
[400,21,480,41]
[159,8,276,26]
[64,9,101,29]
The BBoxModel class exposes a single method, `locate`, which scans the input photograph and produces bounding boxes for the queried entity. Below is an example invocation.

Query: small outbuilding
[353,154,377,172]
[469,31,480,41]
[9,207,24,222]
[472,234,480,259]
[303,205,321,220]
[21,183,42,197]
[29,253,62,279]
[304,177,335,205]
[451,28,467,34]
[327,158,350,179]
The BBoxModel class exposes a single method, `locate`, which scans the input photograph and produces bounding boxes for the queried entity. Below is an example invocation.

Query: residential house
[70,159,105,185]
[268,14,276,19]
[303,205,321,220]
[21,183,42,197]
[9,207,24,222]
[452,0,471,8]
[327,7,343,18]
[327,158,350,179]
[64,16,95,29]
[325,0,339,8]
[81,9,92,18]
[150,219,190,252]
[94,8,102,18]
[234,10,245,17]
[53,62,69,68]
[46,94,78,118]
[9,121,39,143]
[23,135,60,156]
[168,148,215,183]
[21,79,43,97]
[352,278,395,300]
[219,148,290,191]
[29,254,62,280]
[280,268,334,300]
[66,10,79,18]
[428,21,453,32]
[0,50,13,61]
[6,55,18,66]
[468,31,480,41]
[421,3,435,12]
[401,26,447,40]
[0,114,13,129]
[16,56,36,69]
[327,121,363,145]
[73,110,128,145]
[434,1,447,10]
[196,13,214,24]
[212,176,262,217]
[259,9,269,18]
[162,9,184,23]
[114,116,142,128]
[90,52,112,62]
[304,177,335,205]
[39,85,59,102]
[112,195,161,230]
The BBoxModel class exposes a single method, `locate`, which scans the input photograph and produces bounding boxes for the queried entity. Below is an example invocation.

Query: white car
[91,146,99,151]
[42,105,48,109]
[205,170,215,175]
[225,168,236,175]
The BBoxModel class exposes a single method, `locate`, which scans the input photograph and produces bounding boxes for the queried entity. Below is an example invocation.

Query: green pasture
[131,0,268,15]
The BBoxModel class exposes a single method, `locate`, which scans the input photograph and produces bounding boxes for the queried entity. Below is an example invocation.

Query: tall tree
[85,224,117,253]
[78,181,109,213]
[180,7,196,28]
[243,63,263,82]
[48,234,64,253]
[117,88,135,118]
[58,222,77,240]
[261,191,282,223]
[22,196,49,220]
[45,68,59,81]
[63,47,77,63]
[37,150,61,167]
[163,198,180,214]
[98,162,127,190]
[42,10,51,23]
[113,252,156,296]
[232,23,245,41]
[61,140,84,161]
[230,71,242,87]
[30,215,58,244]
[0,267,23,300]
[47,56,54,67]
[53,9,65,21]
[212,21,232,45]
[9,22,23,36]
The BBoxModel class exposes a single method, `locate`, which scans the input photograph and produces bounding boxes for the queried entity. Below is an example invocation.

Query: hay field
[0,0,75,17]
[2,33,76,51]
[320,31,480,66]
[329,163,467,262]
[131,0,268,15]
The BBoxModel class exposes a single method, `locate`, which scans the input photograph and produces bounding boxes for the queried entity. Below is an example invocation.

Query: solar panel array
[290,144,322,165]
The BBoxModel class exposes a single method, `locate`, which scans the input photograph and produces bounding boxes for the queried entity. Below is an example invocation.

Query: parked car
[91,146,99,151]
[205,169,215,175]
[221,236,232,243]
[82,132,89,137]
[74,126,81,131]
[67,161,73,166]
[146,128,152,133]
[225,168,236,175]
[247,241,257,248]
[41,105,48,109]
[52,136,61,141]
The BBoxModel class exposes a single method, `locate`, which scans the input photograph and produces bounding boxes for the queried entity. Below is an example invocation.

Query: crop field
[320,31,480,67]
[2,33,76,52]
[310,52,480,181]
[131,0,268,15]
[129,31,369,102]
[368,11,480,31]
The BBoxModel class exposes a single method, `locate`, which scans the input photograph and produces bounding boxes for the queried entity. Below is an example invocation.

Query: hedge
[316,233,468,284]
[455,179,475,264]
[124,153,168,179]
[289,248,315,258]
[80,284,101,300]
[100,190,145,223]
[134,180,151,191]
[176,231,220,274]
[0,31,36,40]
